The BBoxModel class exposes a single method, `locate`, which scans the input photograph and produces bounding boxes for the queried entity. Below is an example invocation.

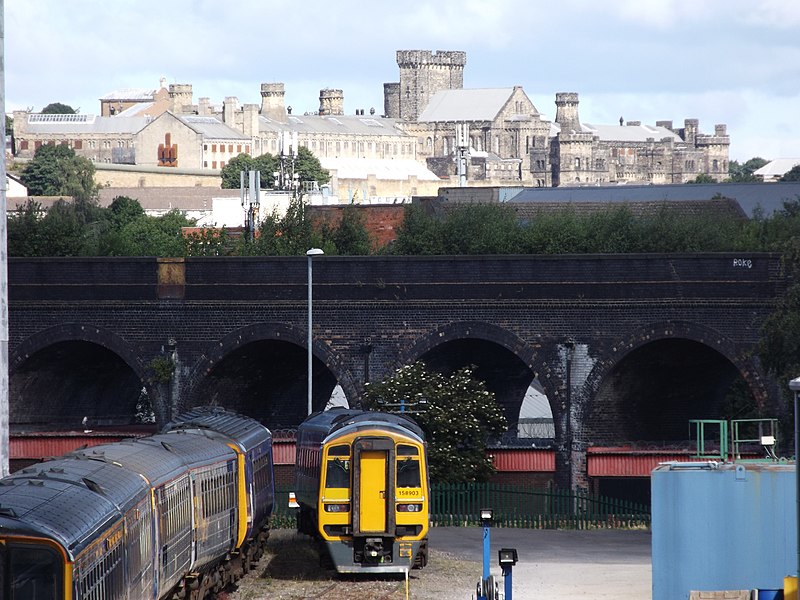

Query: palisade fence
[271,483,650,530]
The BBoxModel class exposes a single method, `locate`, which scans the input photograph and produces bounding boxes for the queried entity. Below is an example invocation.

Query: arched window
[426,137,433,152]
[575,157,581,169]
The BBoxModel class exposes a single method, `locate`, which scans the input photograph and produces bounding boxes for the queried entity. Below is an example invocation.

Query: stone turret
[168,84,193,114]
[554,92,582,134]
[260,83,287,122]
[394,49,466,121]
[319,88,344,116]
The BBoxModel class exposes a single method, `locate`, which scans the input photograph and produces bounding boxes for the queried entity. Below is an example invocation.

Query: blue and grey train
[0,406,274,600]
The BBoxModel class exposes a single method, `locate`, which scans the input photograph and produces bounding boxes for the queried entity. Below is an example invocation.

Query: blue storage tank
[652,461,796,600]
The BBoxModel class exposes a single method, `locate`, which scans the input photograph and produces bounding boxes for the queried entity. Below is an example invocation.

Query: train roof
[299,408,425,442]
[68,429,236,486]
[0,462,142,558]
[163,405,272,451]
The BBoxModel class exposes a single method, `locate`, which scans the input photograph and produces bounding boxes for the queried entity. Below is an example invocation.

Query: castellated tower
[260,83,287,122]
[390,50,466,121]
[319,88,344,116]
[168,84,193,114]
[554,92,582,133]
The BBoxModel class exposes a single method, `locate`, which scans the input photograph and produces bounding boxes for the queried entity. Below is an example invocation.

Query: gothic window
[575,157,581,169]
[426,137,433,152]
[712,159,719,172]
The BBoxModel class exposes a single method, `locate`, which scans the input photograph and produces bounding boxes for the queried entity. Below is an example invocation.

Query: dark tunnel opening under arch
[417,338,549,440]
[10,340,147,432]
[192,339,338,430]
[587,338,757,445]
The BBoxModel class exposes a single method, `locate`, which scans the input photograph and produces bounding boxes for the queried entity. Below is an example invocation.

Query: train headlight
[397,503,423,512]
[324,503,350,513]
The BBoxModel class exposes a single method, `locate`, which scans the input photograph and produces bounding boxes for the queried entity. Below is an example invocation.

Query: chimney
[260,83,287,122]
[243,104,259,138]
[223,97,238,125]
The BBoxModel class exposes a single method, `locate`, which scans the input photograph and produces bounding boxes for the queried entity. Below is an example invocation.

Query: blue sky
[6,0,800,162]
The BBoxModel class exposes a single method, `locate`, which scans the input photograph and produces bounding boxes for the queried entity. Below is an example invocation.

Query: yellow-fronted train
[294,408,429,573]
[0,406,274,599]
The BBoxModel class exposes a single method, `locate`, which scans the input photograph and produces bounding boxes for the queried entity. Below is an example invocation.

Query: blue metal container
[652,461,796,600]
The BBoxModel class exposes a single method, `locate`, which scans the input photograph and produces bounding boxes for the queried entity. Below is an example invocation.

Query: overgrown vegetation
[361,362,507,483]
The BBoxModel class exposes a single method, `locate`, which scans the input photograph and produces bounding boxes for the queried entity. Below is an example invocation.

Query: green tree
[220,153,280,189]
[296,146,330,187]
[362,362,507,483]
[41,102,77,114]
[780,165,800,182]
[20,144,98,200]
[389,204,443,254]
[104,210,194,256]
[244,196,321,256]
[728,157,768,182]
[329,205,372,255]
[689,173,716,184]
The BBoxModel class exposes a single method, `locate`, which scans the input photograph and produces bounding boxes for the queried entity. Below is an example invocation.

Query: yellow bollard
[405,568,410,600]
[786,575,798,600]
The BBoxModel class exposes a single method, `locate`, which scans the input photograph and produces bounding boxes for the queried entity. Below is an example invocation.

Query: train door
[359,451,387,532]
[353,438,395,536]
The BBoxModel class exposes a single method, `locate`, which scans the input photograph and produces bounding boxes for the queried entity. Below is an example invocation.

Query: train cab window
[328,444,350,456]
[325,458,350,488]
[8,543,62,599]
[396,458,421,488]
[397,445,418,456]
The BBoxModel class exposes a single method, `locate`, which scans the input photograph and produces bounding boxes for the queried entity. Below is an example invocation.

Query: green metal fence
[272,483,650,530]
[430,483,650,529]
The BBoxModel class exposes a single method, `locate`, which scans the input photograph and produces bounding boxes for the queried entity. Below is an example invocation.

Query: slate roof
[508,182,800,218]
[180,115,248,140]
[579,122,682,143]
[258,114,409,137]
[417,88,516,122]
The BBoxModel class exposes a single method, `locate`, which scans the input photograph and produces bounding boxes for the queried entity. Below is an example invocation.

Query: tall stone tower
[319,88,344,116]
[553,93,594,187]
[554,92,582,133]
[260,83,287,122]
[388,50,466,121]
[168,84,193,114]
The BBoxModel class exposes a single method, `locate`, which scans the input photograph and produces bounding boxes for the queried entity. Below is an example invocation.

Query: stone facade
[11,48,730,193]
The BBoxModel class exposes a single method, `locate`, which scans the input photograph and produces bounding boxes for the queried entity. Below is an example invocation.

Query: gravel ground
[222,529,480,600]
[222,527,653,600]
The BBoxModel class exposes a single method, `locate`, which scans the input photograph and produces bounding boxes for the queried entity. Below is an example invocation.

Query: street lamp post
[789,376,800,586]
[307,248,324,416]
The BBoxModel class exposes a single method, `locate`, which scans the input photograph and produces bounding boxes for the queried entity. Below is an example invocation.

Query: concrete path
[429,527,652,599]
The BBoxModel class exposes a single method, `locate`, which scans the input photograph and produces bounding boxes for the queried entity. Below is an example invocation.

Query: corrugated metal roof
[417,88,515,122]
[259,114,409,137]
[508,182,800,218]
[24,113,149,134]
[492,449,555,472]
[99,88,157,101]
[10,433,146,459]
[273,439,296,465]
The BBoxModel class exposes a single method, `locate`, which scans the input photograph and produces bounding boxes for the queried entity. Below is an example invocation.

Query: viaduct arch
[7,254,788,490]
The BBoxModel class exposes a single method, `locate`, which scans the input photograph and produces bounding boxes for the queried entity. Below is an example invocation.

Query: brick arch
[397,321,559,423]
[186,321,359,410]
[10,323,148,383]
[9,323,154,427]
[583,320,768,407]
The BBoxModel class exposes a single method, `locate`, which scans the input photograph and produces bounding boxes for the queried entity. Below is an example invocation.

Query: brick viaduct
[7,253,788,490]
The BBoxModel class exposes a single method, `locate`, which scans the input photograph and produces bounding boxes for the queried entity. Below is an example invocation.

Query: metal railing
[271,483,650,530]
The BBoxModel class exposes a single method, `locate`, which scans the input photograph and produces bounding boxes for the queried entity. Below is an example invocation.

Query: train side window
[396,458,421,488]
[325,458,350,488]
[328,444,350,456]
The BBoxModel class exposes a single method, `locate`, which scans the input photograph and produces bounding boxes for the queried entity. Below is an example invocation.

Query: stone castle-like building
[12,49,730,197]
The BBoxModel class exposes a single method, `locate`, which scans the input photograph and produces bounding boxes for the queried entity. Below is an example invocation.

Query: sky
[5,0,800,162]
